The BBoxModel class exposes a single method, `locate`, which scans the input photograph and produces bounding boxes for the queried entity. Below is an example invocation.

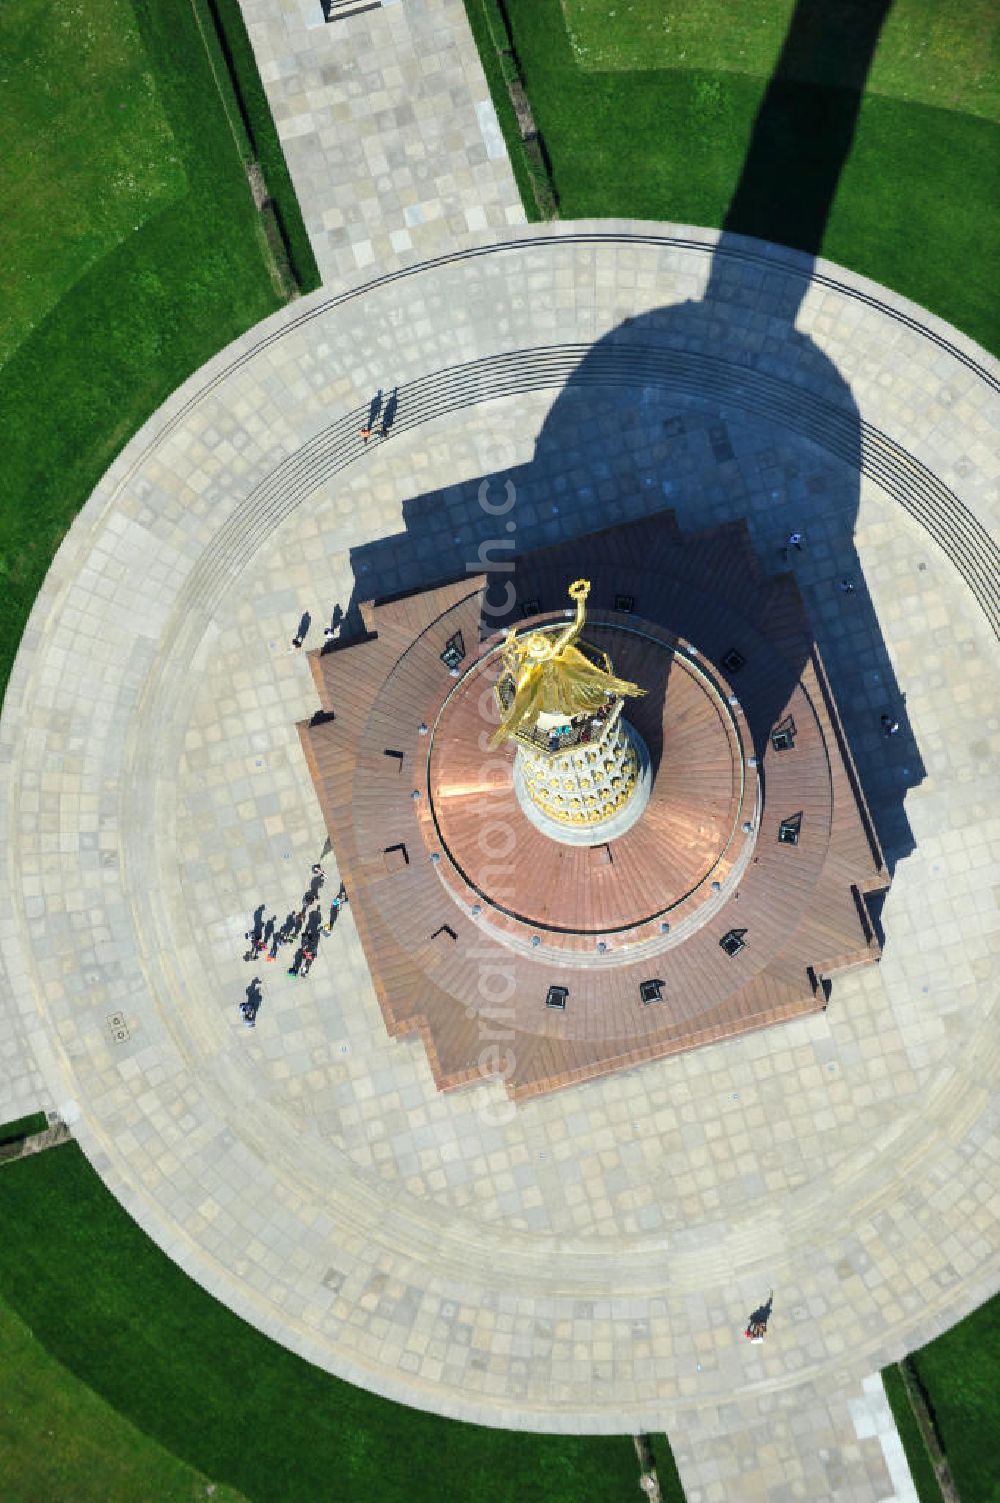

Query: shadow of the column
[348,0,922,872]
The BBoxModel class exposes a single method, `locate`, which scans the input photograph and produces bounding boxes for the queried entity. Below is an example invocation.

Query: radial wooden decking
[299,511,888,1098]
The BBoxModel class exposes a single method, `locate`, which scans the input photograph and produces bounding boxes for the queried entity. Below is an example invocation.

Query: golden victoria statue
[489,579,646,749]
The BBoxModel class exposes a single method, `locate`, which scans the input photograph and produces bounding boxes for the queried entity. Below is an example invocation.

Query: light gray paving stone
[1,230,998,1503]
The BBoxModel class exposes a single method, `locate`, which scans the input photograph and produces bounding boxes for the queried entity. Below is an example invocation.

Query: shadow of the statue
[347,0,922,873]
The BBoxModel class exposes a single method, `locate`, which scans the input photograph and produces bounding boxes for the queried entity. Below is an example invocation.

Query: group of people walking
[358,385,397,444]
[239,863,348,1028]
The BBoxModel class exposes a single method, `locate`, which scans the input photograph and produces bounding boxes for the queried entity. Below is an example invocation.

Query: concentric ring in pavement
[1,226,997,1442]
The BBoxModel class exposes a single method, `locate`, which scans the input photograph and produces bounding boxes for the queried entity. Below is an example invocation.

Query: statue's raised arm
[549,578,590,657]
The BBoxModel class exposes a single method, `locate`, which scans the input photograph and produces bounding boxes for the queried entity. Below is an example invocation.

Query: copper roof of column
[298,511,887,1100]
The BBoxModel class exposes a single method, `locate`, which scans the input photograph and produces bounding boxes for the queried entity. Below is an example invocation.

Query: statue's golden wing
[555,645,647,712]
[536,655,594,715]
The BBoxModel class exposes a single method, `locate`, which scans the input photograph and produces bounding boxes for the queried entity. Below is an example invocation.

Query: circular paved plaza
[1,226,998,1444]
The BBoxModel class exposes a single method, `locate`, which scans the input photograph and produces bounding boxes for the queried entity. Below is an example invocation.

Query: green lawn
[0,1295,250,1503]
[0,1145,647,1503]
[499,0,999,353]
[560,0,1000,119]
[0,0,303,700]
[0,0,186,362]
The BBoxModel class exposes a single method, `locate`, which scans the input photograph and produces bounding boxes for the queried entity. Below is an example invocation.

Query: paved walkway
[239,0,525,281]
[1,227,997,1503]
[850,1375,920,1503]
[0,1009,45,1129]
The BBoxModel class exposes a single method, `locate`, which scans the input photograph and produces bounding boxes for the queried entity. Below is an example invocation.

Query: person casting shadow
[322,603,345,653]
[240,977,262,1028]
[746,1291,774,1340]
[244,903,266,961]
[291,611,311,650]
[381,386,399,437]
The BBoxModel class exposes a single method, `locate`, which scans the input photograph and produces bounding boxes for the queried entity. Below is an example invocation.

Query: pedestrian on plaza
[323,605,344,648]
[363,390,383,439]
[299,945,316,977]
[837,577,855,593]
[243,903,265,961]
[290,610,311,651]
[325,887,347,932]
[881,713,900,737]
[241,978,262,1027]
[277,911,296,945]
[783,530,805,557]
[745,1291,773,1342]
[359,419,384,443]
[290,910,304,941]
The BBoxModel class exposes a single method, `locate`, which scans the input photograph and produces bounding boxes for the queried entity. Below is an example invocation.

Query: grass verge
[207,0,321,291]
[461,0,548,219]
[649,1431,688,1502]
[881,1365,944,1503]
[0,1112,49,1145]
[0,1144,647,1503]
[909,1294,1000,1503]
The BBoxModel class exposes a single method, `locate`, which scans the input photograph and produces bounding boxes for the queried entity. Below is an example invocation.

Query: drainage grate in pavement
[107,1012,130,1044]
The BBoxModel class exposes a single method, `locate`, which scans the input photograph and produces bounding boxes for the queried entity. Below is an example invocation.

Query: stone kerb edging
[1,224,998,1434]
